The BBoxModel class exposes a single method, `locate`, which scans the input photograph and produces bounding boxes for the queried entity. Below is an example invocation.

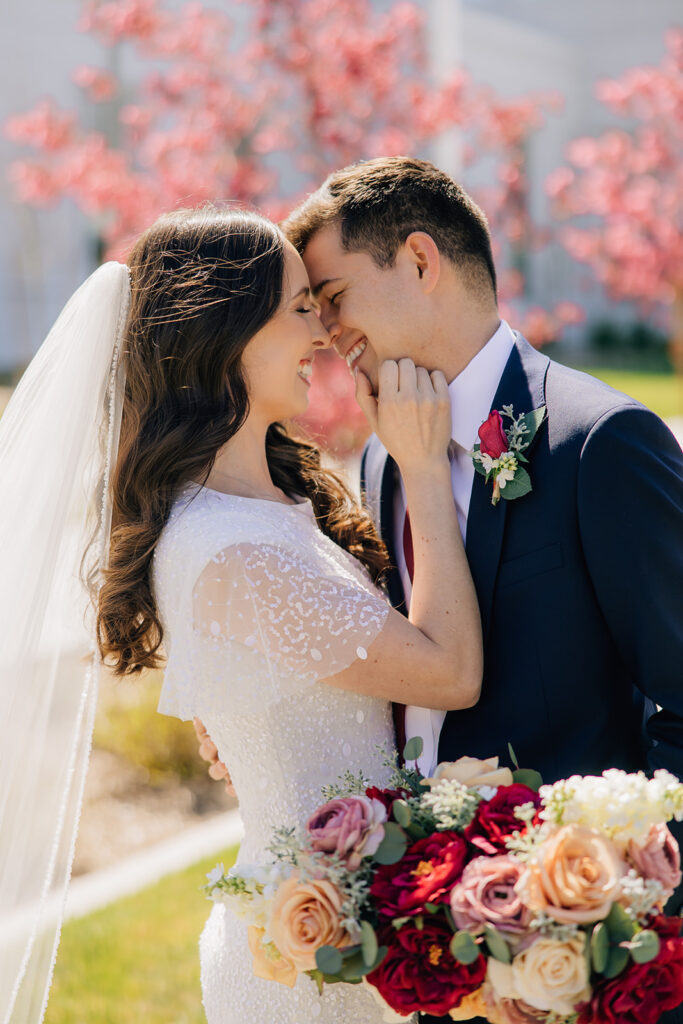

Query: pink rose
[451,855,532,935]
[478,410,509,459]
[628,823,682,899]
[307,795,387,871]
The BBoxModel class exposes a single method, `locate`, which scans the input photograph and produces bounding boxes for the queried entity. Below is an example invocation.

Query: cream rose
[423,755,514,791]
[516,824,624,923]
[511,935,591,1015]
[268,875,350,972]
[247,926,297,988]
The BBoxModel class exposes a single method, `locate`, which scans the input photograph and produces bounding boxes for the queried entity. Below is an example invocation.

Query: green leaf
[405,822,429,841]
[604,903,636,944]
[591,922,609,974]
[360,921,379,968]
[508,743,520,769]
[415,915,424,931]
[315,945,343,976]
[512,768,544,791]
[484,925,511,964]
[500,465,532,502]
[449,930,480,966]
[521,406,547,444]
[403,736,424,762]
[604,943,630,979]
[392,800,412,828]
[392,916,411,930]
[473,461,488,478]
[424,903,440,914]
[629,929,661,965]
[374,821,408,865]
[307,968,325,995]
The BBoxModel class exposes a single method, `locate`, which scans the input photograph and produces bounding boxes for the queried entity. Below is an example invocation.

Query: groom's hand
[193,717,236,796]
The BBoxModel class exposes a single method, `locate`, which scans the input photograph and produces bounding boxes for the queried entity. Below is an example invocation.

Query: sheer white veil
[0,262,131,1022]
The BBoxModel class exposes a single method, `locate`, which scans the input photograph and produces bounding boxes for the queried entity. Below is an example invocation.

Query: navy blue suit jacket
[361,334,683,901]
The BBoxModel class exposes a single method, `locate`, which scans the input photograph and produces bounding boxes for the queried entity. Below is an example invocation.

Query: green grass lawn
[45,846,238,1024]
[573,367,683,421]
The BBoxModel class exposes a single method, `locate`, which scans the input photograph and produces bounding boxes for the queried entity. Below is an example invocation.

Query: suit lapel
[465,335,550,641]
[379,454,408,615]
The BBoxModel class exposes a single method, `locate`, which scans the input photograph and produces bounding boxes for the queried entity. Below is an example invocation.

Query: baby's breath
[419,779,481,831]
[619,868,667,922]
[320,767,373,800]
[528,911,582,943]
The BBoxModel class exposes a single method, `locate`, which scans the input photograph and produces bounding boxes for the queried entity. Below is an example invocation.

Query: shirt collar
[448,319,516,451]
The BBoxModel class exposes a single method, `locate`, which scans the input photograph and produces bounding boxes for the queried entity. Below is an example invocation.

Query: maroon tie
[393,509,414,760]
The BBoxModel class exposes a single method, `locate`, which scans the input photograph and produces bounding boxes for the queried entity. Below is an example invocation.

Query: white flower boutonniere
[470,404,546,506]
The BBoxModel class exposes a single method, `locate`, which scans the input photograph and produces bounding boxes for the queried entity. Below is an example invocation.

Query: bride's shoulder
[154,484,307,584]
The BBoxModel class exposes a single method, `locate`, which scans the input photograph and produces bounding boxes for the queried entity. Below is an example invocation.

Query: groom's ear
[403,232,440,294]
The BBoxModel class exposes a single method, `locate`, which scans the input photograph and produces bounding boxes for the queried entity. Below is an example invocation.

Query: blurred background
[1,1,681,1020]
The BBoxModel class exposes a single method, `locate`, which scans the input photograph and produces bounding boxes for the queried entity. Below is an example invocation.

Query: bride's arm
[325,358,482,711]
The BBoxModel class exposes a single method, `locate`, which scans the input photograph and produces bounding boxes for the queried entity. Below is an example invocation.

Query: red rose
[465,784,541,856]
[576,916,683,1024]
[367,918,486,1017]
[371,831,469,919]
[478,410,509,459]
[365,785,411,816]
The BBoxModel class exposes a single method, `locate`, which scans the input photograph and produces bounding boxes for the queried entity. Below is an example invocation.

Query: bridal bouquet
[205,741,683,1023]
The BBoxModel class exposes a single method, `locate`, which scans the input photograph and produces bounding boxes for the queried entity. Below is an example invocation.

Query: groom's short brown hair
[282,156,497,300]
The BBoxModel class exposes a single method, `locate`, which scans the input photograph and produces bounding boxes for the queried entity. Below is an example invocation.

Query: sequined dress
[153,484,401,1024]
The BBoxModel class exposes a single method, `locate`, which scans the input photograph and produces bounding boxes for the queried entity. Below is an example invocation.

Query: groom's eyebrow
[311,277,342,299]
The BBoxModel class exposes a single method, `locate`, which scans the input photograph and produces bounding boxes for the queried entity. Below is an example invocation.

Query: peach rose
[449,986,490,1020]
[247,926,297,988]
[422,755,514,791]
[516,824,624,923]
[269,874,350,972]
[628,822,682,899]
[511,935,591,1015]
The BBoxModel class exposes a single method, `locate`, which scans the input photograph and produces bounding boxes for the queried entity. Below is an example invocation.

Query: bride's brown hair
[97,205,388,675]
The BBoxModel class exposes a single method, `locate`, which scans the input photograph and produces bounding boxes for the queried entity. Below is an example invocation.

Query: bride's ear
[403,232,441,294]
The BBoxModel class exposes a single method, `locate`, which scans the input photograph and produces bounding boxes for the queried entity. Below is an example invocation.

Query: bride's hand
[356,359,451,472]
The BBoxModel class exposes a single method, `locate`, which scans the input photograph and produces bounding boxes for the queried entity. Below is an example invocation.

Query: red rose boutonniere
[470,404,546,506]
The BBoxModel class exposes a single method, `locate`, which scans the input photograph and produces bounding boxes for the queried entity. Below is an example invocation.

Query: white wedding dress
[153,483,403,1024]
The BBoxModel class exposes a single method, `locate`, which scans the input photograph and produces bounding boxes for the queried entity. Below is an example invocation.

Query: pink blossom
[307,795,387,871]
[451,855,532,935]
[628,823,682,900]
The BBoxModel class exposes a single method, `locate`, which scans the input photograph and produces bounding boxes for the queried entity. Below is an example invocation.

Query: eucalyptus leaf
[361,921,379,968]
[507,743,519,769]
[629,929,661,964]
[392,800,412,828]
[450,930,480,966]
[315,945,343,976]
[307,968,324,996]
[604,903,635,944]
[392,916,411,930]
[500,465,532,501]
[512,768,543,791]
[406,822,429,841]
[604,943,629,979]
[424,903,440,915]
[591,922,609,974]
[374,821,408,865]
[484,925,511,964]
[403,736,424,762]
[521,406,547,443]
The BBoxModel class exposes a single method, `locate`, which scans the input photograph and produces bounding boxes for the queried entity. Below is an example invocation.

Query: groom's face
[302,224,423,391]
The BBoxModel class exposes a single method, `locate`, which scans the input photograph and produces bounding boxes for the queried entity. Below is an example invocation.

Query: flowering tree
[546,29,683,369]
[6,0,577,453]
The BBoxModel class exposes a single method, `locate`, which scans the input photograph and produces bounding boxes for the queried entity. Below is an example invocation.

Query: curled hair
[97,206,387,675]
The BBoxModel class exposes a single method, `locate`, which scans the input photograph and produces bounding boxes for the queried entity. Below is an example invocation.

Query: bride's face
[241,243,330,422]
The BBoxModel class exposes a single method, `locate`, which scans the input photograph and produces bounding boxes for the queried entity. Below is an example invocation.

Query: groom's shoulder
[543,352,657,439]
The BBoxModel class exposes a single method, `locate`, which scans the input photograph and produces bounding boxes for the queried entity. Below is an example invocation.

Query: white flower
[206,863,225,887]
[496,467,516,489]
[540,768,683,846]
[480,453,498,474]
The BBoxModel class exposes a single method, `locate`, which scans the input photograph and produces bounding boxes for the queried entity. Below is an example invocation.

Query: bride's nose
[311,316,331,349]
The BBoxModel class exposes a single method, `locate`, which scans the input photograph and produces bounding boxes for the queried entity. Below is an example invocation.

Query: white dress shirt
[394,319,516,775]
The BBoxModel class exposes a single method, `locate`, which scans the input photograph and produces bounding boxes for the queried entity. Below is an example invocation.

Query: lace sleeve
[184,541,390,717]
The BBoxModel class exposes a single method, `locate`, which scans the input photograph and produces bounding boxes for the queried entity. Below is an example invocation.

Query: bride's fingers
[430,369,449,398]
[355,368,378,432]
[397,357,417,395]
[416,366,433,394]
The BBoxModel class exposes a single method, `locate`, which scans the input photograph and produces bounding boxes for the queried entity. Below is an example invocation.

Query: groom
[281,157,683,1023]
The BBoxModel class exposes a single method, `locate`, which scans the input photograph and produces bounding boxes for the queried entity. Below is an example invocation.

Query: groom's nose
[320,305,342,348]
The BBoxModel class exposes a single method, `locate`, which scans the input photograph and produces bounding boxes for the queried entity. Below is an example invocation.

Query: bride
[0,204,481,1023]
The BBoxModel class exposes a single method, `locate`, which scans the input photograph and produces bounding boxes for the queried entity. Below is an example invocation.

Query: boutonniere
[469,404,546,506]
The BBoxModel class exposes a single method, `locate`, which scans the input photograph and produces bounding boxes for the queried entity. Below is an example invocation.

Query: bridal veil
[0,263,130,1022]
